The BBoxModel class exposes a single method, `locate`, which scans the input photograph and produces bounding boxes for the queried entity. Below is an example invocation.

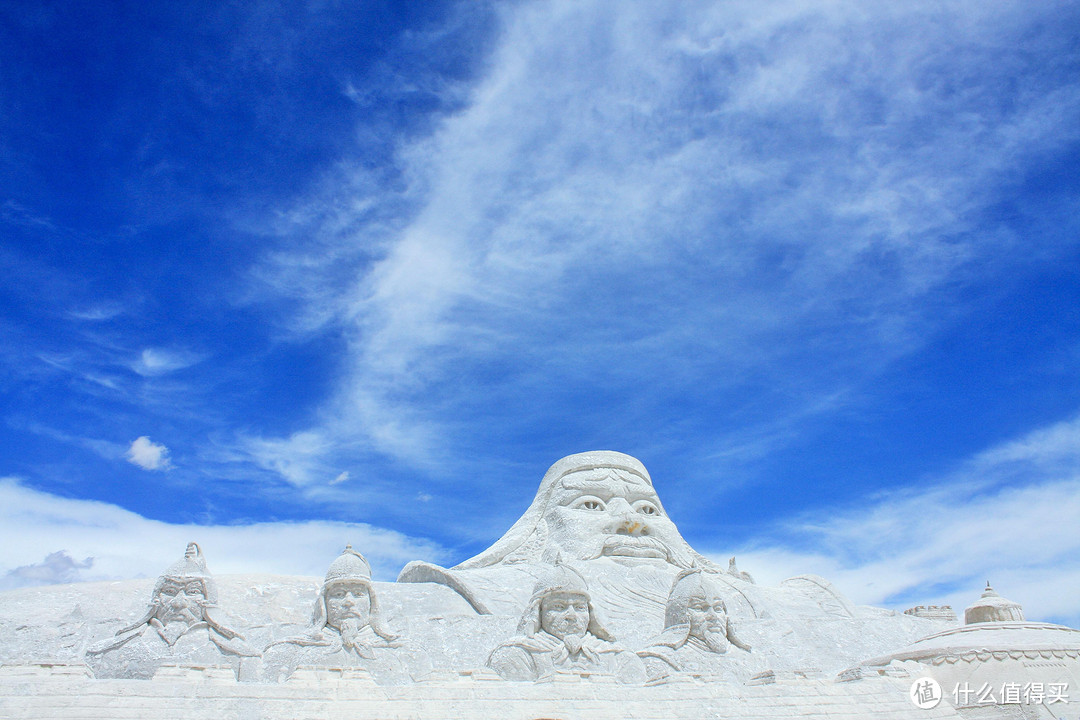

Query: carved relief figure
[262,545,413,683]
[86,542,257,679]
[638,569,760,682]
[399,451,743,617]
[487,565,646,683]
[459,451,711,569]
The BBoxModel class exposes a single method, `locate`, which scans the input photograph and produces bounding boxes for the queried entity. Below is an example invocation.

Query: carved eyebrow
[552,482,662,510]
[558,478,614,493]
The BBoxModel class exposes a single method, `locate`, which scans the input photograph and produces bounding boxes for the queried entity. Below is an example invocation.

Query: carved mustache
[577,534,672,561]
[602,534,667,551]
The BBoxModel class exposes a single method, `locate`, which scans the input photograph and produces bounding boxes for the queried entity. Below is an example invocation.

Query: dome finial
[966,582,1022,624]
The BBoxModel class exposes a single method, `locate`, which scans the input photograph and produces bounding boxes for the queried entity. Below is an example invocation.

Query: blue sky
[3,1,1080,625]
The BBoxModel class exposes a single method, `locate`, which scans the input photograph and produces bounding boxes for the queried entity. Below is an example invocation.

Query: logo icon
[910,677,942,709]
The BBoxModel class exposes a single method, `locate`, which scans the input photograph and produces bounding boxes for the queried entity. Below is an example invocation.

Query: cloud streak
[130,348,206,377]
[248,0,1080,482]
[731,413,1080,628]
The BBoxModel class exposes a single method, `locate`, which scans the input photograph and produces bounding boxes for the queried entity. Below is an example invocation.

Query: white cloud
[67,302,125,321]
[0,551,94,591]
[0,478,448,585]
[131,347,204,377]
[240,431,332,486]
[125,436,173,471]
[727,414,1080,627]
[249,0,1080,469]
[330,471,350,485]
[974,415,1080,470]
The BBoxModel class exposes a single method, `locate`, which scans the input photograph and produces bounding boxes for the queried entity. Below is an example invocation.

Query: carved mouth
[601,535,669,559]
[550,622,587,636]
[157,605,199,624]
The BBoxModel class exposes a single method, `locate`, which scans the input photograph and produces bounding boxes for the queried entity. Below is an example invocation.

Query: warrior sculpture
[487,564,646,683]
[638,568,762,682]
[262,545,417,684]
[86,542,257,679]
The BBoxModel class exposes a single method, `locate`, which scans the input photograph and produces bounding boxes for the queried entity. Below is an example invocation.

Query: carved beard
[561,633,584,655]
[337,617,372,656]
[698,625,729,654]
[551,633,601,666]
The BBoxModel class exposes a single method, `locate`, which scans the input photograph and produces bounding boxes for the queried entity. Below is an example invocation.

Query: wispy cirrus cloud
[130,347,206,377]
[239,431,334,486]
[66,301,126,321]
[245,0,1080,484]
[16,422,128,462]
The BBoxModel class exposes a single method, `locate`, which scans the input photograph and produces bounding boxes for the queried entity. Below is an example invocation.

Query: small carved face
[324,581,371,631]
[540,591,590,640]
[545,468,686,564]
[153,579,207,625]
[686,592,728,652]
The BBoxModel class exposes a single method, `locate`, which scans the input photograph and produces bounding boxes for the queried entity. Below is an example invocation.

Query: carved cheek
[651,518,679,540]
[548,508,603,550]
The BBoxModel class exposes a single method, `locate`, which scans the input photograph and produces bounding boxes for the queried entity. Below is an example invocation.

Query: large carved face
[540,591,590,640]
[686,590,729,653]
[152,578,208,626]
[545,467,688,565]
[324,581,371,631]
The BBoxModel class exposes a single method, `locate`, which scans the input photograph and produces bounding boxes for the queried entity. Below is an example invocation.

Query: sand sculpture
[1,451,1076,719]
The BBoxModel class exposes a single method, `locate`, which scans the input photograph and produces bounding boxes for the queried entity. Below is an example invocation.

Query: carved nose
[607,498,649,536]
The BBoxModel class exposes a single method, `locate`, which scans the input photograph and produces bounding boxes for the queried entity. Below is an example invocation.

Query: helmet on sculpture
[152,541,216,607]
[325,544,373,588]
[311,545,396,641]
[519,563,613,641]
[665,569,722,629]
[663,568,750,652]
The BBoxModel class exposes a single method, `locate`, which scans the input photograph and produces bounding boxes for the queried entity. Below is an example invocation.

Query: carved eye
[573,497,606,511]
[160,585,180,596]
[635,501,660,516]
